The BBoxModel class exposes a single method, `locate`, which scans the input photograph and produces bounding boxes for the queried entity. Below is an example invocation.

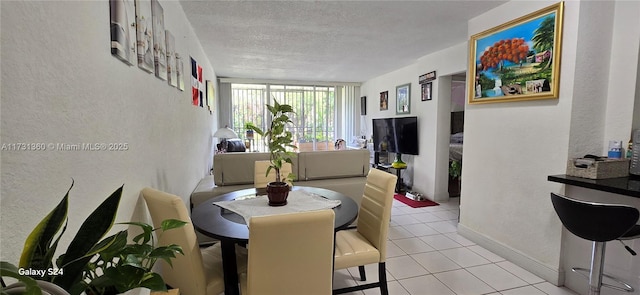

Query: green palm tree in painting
[532,15,556,70]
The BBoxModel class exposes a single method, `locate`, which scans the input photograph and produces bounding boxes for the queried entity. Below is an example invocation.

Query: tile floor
[333,197,579,295]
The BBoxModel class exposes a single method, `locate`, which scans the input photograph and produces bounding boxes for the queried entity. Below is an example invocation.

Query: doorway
[448,73,466,198]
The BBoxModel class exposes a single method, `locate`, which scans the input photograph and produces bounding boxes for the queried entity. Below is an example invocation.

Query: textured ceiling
[179,1,507,83]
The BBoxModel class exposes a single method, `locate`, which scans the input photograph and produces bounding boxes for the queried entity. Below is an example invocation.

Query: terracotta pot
[266,182,289,206]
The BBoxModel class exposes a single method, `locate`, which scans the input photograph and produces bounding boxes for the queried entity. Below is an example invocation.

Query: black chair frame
[550,193,640,295]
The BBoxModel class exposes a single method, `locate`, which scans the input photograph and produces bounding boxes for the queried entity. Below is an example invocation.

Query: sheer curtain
[338,85,361,147]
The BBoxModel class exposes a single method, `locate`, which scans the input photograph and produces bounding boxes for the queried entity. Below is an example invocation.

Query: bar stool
[550,193,640,295]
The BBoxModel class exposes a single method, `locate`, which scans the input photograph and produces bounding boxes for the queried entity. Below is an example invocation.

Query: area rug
[393,193,439,208]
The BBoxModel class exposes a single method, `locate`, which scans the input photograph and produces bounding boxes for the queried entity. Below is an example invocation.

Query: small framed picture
[421,82,432,101]
[360,96,367,115]
[379,91,388,110]
[396,83,411,114]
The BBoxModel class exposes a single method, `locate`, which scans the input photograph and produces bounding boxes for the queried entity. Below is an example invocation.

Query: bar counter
[548,174,640,198]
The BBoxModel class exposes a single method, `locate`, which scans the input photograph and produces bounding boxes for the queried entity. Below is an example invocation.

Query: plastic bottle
[608,140,622,159]
[627,141,633,158]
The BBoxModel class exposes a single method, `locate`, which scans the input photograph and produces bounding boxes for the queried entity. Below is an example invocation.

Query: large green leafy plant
[247,99,297,183]
[2,182,184,295]
[19,182,122,294]
[83,220,185,295]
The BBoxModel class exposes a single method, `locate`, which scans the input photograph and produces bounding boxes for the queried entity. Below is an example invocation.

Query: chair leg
[358,265,366,281]
[588,241,606,295]
[378,262,388,295]
[333,263,388,294]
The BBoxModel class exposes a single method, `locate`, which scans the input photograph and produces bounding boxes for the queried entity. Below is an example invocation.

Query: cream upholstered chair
[254,160,293,188]
[141,187,247,295]
[240,210,335,295]
[333,168,397,295]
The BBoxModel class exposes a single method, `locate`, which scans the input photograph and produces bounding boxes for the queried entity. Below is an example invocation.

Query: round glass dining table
[191,186,359,295]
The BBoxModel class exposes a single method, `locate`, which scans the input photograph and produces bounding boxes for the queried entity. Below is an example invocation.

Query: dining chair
[141,187,247,295]
[333,168,397,295]
[240,210,335,295]
[254,160,293,188]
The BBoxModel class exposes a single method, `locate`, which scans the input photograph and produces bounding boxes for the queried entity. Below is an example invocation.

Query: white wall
[603,1,640,149]
[460,1,580,282]
[0,1,217,263]
[361,43,468,202]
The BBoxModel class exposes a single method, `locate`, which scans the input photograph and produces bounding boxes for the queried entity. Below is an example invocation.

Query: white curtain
[338,85,361,146]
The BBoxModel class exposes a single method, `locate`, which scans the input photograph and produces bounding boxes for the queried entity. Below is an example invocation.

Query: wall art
[468,2,564,104]
[165,30,176,87]
[109,0,136,65]
[419,71,436,84]
[135,0,154,73]
[151,0,167,80]
[396,83,411,114]
[421,82,432,101]
[176,53,184,91]
[207,80,215,113]
[191,57,203,107]
[379,91,388,111]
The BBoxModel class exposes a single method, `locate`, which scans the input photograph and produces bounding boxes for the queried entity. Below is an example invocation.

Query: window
[230,83,337,152]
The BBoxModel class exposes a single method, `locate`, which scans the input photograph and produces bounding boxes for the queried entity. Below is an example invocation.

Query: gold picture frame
[468,2,564,104]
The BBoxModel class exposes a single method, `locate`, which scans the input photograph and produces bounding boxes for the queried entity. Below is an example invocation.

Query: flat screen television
[372,116,419,155]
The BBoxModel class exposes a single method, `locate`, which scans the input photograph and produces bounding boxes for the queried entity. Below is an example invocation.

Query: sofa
[190,149,371,209]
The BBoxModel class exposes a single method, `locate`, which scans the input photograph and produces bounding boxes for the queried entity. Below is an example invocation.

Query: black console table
[378,164,406,194]
[548,174,640,198]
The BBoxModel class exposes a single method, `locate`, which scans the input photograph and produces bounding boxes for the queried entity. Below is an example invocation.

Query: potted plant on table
[246,98,297,206]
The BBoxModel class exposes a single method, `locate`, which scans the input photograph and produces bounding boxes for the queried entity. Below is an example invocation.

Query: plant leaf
[120,222,153,245]
[91,231,128,262]
[0,261,42,295]
[160,219,187,231]
[247,125,264,137]
[266,104,277,115]
[53,185,123,290]
[121,254,144,269]
[140,272,167,291]
[280,104,294,113]
[149,245,183,261]
[19,181,71,275]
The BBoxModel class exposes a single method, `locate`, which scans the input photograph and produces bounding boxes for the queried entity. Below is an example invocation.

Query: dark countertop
[548,174,640,198]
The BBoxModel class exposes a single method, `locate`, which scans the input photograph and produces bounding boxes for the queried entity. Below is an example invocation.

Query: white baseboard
[457,224,564,285]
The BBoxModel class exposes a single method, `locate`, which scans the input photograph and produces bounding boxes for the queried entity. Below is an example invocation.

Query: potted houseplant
[244,122,255,140]
[2,182,184,295]
[448,160,462,197]
[1,265,70,295]
[246,98,297,206]
[82,220,185,295]
[244,122,255,151]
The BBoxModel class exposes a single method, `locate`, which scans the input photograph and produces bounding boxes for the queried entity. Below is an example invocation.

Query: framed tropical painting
[468,2,564,104]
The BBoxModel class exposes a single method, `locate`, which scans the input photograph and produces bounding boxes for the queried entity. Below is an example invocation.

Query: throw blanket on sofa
[213,190,341,226]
